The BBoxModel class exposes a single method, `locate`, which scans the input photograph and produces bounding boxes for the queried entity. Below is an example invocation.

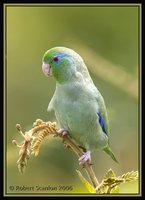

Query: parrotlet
[42,47,118,165]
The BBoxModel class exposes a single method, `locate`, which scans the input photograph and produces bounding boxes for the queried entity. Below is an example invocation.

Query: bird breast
[54,83,99,132]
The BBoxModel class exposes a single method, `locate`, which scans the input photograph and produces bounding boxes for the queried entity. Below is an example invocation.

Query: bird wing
[47,92,56,112]
[81,68,110,142]
[97,112,108,135]
[94,88,110,142]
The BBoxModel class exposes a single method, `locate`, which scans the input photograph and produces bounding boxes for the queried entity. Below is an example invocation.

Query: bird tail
[103,146,118,163]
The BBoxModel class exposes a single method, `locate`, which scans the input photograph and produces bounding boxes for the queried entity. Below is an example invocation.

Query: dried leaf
[31,131,48,156]
[31,122,57,156]
[16,142,30,174]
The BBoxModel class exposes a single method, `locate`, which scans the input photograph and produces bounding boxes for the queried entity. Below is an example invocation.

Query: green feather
[103,146,118,163]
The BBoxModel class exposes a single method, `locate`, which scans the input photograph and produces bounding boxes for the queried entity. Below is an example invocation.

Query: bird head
[42,47,82,84]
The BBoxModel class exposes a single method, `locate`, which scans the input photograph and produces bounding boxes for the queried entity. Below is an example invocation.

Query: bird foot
[57,128,69,138]
[79,150,91,165]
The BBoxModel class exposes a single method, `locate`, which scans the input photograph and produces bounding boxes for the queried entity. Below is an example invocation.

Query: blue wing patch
[97,113,108,135]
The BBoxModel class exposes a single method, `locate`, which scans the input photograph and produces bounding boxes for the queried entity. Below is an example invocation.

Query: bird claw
[79,150,91,165]
[57,128,68,138]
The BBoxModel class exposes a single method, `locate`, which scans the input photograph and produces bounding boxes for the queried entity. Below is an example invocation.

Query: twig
[60,133,99,188]
[13,119,99,188]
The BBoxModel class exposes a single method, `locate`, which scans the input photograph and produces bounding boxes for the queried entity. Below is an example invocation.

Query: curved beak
[42,62,52,76]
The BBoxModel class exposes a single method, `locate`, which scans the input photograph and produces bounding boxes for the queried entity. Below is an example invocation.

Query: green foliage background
[5,5,139,194]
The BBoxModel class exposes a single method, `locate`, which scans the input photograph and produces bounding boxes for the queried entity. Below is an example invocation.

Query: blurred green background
[6,5,139,195]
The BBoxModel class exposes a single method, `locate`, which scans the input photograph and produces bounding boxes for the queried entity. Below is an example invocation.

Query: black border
[3,3,142,197]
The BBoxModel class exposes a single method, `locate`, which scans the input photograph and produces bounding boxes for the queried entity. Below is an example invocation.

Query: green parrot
[42,47,118,165]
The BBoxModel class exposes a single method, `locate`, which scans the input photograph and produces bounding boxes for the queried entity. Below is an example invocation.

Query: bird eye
[53,56,59,62]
